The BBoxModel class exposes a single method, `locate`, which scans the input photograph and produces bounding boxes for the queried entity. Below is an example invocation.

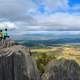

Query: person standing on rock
[3,28,10,47]
[0,30,3,46]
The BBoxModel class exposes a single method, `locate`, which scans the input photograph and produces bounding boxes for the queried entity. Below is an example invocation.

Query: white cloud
[30,12,80,30]
[34,0,68,8]
[0,0,80,32]
[0,22,16,30]
[44,0,68,9]
[13,12,80,32]
[0,0,36,22]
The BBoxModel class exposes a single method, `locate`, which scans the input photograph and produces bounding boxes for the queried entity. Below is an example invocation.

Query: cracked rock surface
[42,60,80,80]
[0,45,40,80]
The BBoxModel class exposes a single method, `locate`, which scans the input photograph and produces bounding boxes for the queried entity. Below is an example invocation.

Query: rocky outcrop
[42,59,80,80]
[0,45,40,80]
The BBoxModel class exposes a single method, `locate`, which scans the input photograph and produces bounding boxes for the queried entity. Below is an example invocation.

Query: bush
[34,53,56,75]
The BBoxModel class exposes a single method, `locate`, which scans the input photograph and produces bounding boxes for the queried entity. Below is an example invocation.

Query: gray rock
[42,59,80,80]
[0,45,40,80]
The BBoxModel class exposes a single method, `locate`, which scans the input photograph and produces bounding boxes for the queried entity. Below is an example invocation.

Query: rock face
[42,59,80,80]
[0,45,40,80]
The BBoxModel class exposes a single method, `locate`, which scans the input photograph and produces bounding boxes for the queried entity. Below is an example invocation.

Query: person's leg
[8,40,10,47]
[0,38,1,46]
[6,36,9,47]
[3,37,6,48]
[9,38,11,47]
[6,39,9,47]
[2,38,4,46]
[1,38,2,46]
[4,39,7,48]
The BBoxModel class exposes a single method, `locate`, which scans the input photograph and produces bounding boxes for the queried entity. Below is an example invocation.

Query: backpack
[0,32,3,38]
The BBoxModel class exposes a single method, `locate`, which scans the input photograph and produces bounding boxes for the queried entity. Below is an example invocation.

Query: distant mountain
[13,31,80,48]
[51,37,80,44]
[15,37,80,48]
[14,32,80,41]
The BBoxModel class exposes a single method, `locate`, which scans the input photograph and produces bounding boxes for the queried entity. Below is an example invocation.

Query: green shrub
[34,53,56,75]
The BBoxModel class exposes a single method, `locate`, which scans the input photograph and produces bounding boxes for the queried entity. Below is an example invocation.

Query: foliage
[32,45,80,76]
[33,53,56,75]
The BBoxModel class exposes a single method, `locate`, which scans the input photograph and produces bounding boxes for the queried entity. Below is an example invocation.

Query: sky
[0,0,80,35]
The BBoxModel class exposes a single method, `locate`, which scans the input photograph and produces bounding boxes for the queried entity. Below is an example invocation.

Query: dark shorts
[0,37,3,40]
[4,36,9,40]
[4,36,6,40]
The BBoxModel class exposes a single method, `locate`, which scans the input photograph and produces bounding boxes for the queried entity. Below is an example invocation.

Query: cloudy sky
[0,0,80,35]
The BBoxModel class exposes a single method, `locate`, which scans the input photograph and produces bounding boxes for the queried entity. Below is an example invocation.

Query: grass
[31,47,63,55]
[31,43,80,75]
[33,53,56,75]
[31,48,51,54]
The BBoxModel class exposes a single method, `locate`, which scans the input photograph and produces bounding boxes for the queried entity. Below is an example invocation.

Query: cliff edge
[0,45,40,80]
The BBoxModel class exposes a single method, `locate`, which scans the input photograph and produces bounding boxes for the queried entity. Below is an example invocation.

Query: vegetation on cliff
[31,44,80,75]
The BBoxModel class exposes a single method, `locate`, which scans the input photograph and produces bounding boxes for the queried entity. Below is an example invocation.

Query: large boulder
[42,59,80,80]
[0,45,40,80]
